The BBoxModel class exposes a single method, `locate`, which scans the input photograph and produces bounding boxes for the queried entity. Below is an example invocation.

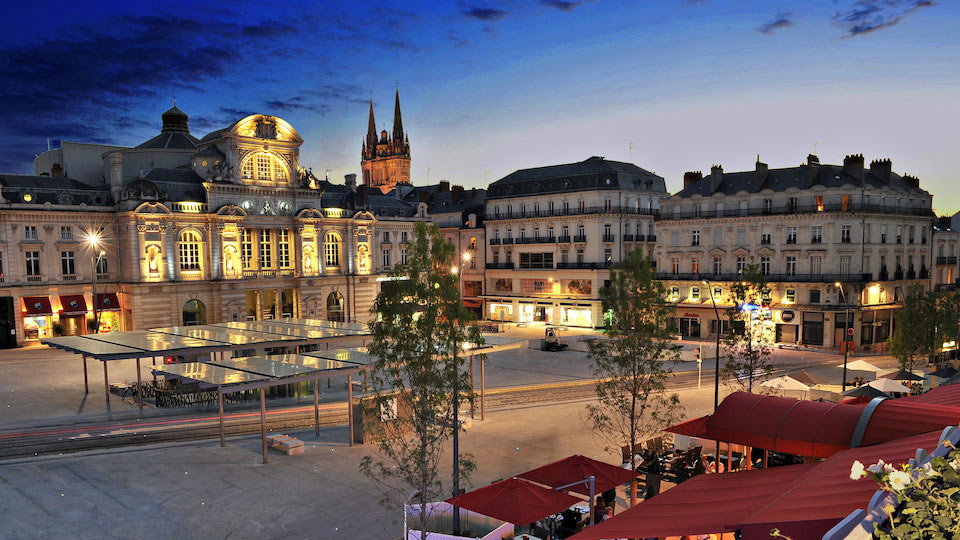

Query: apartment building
[654,154,935,351]
[483,156,667,328]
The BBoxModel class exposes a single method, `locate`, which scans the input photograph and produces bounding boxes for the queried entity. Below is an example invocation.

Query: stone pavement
[0,387,720,540]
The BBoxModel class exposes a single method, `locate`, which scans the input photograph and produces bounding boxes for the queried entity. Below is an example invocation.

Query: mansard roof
[488,156,666,199]
[0,174,111,206]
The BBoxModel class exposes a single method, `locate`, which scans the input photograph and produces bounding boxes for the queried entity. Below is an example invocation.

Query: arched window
[240,152,288,183]
[327,291,344,322]
[183,299,206,326]
[324,232,341,267]
[179,231,202,271]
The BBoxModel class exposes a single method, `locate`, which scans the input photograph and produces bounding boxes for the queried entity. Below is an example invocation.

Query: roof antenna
[173,87,177,107]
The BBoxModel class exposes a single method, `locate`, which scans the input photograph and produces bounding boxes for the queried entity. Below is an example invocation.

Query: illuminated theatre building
[0,104,424,347]
[654,155,958,351]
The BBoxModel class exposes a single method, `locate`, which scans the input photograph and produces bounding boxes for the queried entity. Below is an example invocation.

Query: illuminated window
[260,229,273,268]
[178,231,202,271]
[242,229,255,269]
[324,232,341,267]
[278,229,291,268]
[241,152,288,183]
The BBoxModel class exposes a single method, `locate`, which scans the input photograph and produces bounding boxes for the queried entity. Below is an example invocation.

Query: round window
[22,193,33,202]
[604,177,612,185]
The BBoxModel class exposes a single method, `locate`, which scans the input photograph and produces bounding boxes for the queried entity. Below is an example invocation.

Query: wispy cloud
[833,0,935,37]
[462,6,509,21]
[541,0,581,11]
[757,12,795,34]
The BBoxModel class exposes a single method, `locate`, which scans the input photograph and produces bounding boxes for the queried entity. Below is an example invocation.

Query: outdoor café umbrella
[760,375,810,392]
[445,477,581,527]
[839,359,881,373]
[867,378,911,394]
[881,369,924,382]
[931,366,958,387]
[517,454,640,497]
[791,369,830,386]
[842,385,890,399]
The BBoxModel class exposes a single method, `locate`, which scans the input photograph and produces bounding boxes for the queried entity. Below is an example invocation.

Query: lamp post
[450,252,470,536]
[86,232,105,334]
[702,279,722,464]
[836,282,850,391]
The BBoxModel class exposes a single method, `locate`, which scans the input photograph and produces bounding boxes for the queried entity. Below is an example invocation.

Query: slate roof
[0,174,111,206]
[487,156,666,199]
[318,182,417,217]
[143,168,206,202]
[672,162,929,199]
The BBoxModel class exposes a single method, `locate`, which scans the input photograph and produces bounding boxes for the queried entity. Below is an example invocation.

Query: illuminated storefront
[519,303,554,324]
[560,305,592,328]
[489,302,514,322]
[22,296,53,341]
[58,295,89,336]
[94,293,122,333]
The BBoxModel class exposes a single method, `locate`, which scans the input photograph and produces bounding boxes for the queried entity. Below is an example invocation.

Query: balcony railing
[486,262,514,270]
[490,238,501,245]
[937,256,958,265]
[558,235,571,243]
[602,234,615,242]
[573,235,587,243]
[646,234,656,242]
[657,272,874,283]
[489,205,659,221]
[623,234,635,242]
[657,202,935,221]
[557,262,613,270]
[502,238,514,245]
[515,236,556,245]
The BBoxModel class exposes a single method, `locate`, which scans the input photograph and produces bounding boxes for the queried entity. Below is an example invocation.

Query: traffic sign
[847,327,855,336]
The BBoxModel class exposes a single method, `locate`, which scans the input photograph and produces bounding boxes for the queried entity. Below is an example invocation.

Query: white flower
[918,462,940,479]
[887,470,912,491]
[950,457,960,472]
[850,460,866,480]
[867,460,895,475]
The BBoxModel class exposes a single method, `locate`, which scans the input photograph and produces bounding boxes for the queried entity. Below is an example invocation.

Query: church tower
[361,88,411,194]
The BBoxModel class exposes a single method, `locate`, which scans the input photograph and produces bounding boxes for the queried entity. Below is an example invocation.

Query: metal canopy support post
[136,358,143,415]
[480,356,486,421]
[103,360,110,402]
[469,355,475,419]
[347,373,354,447]
[314,378,320,436]
[260,387,268,464]
[218,387,226,448]
[82,355,89,394]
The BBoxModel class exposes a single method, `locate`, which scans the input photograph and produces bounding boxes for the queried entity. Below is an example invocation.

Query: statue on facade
[207,161,235,182]
[255,116,278,139]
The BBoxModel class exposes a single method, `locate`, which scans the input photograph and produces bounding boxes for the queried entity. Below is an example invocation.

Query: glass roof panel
[271,353,366,371]
[148,362,268,385]
[208,356,317,378]
[151,326,287,345]
[303,347,376,366]
[83,331,225,352]
[41,335,143,356]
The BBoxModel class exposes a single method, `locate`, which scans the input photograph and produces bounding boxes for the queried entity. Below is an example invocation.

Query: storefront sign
[683,312,700,318]
[780,310,795,323]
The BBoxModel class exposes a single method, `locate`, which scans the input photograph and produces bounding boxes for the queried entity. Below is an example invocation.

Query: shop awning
[666,392,866,458]
[517,455,639,497]
[94,293,121,311]
[445,477,581,527]
[22,296,52,316]
[59,295,88,315]
[463,298,483,308]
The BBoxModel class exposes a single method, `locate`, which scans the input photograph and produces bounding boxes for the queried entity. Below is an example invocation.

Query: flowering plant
[849,442,960,537]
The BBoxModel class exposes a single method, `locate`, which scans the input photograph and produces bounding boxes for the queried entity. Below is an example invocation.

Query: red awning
[572,429,945,540]
[900,383,960,407]
[94,293,121,311]
[858,400,960,446]
[569,463,819,539]
[22,296,52,316]
[58,295,88,315]
[446,477,581,526]
[666,392,866,458]
[517,455,640,497]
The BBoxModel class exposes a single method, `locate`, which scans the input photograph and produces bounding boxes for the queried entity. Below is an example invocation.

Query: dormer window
[240,152,288,183]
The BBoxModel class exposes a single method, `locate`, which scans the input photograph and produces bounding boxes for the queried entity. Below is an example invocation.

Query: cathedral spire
[366,96,378,149]
[392,86,404,142]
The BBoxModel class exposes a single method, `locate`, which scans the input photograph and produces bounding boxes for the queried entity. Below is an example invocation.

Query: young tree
[722,263,773,392]
[890,284,960,372]
[359,221,482,536]
[585,249,683,471]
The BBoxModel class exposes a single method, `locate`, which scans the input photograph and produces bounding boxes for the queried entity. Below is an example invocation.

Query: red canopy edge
[900,383,960,407]
[517,454,639,496]
[445,477,581,526]
[665,415,709,437]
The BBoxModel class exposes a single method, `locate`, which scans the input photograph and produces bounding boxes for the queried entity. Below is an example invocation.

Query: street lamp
[702,279,722,465]
[836,282,851,391]
[86,232,105,334]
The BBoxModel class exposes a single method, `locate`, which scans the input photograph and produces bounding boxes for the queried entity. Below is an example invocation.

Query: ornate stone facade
[361,89,411,194]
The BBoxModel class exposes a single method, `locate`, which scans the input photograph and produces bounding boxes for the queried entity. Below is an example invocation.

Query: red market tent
[445,477,581,527]
[900,383,960,407]
[570,429,944,540]
[517,454,640,497]
[667,392,866,458]
[857,401,960,446]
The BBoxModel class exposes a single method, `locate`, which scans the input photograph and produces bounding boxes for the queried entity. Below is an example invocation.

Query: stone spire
[392,87,404,142]
[366,96,378,149]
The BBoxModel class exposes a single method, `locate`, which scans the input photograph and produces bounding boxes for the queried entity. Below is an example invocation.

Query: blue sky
[1,1,958,211]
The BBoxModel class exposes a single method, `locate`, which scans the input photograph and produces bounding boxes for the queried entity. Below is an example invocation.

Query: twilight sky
[1,1,958,212]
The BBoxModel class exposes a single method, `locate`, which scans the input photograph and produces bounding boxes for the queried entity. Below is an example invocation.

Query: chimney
[902,174,920,188]
[806,154,821,186]
[344,173,357,192]
[51,163,64,177]
[439,180,450,192]
[939,215,952,230]
[683,171,703,190]
[452,185,464,204]
[418,191,430,204]
[842,154,865,183]
[753,159,767,190]
[710,165,724,193]
[359,184,369,205]
[869,158,892,184]
[108,152,124,202]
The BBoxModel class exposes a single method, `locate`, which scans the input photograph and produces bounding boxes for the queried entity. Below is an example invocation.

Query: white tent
[867,378,911,394]
[838,359,881,372]
[760,375,811,391]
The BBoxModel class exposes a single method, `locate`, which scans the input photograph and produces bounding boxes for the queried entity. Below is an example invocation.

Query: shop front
[94,293,122,333]
[801,311,824,346]
[559,304,593,328]
[519,302,554,324]
[488,301,514,322]
[58,294,88,336]
[775,309,798,345]
[22,296,53,342]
